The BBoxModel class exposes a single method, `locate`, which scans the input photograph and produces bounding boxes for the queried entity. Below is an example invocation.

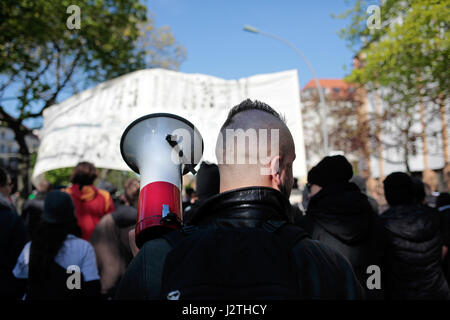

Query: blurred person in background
[288,178,303,224]
[12,190,100,300]
[97,179,122,208]
[301,183,310,212]
[90,178,139,299]
[411,177,427,205]
[437,192,450,284]
[412,177,449,268]
[351,175,380,215]
[21,179,52,239]
[297,155,387,299]
[0,166,27,298]
[381,172,450,299]
[183,162,220,224]
[182,187,197,211]
[64,162,115,240]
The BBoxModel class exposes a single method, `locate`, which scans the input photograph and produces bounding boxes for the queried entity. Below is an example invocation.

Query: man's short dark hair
[124,178,140,207]
[222,99,285,128]
[0,166,8,187]
[185,187,195,197]
[70,161,98,186]
[383,172,415,206]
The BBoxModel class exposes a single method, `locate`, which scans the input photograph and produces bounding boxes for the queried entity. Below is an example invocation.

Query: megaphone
[120,113,203,248]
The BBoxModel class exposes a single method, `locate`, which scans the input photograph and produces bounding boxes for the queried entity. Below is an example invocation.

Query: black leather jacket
[116,187,364,299]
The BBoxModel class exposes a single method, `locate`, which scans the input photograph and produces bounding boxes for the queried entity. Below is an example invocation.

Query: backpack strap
[164,222,308,249]
[262,220,310,249]
[162,225,199,248]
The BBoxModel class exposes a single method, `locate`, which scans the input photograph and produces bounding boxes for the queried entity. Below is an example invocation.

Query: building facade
[0,126,39,189]
[301,78,449,192]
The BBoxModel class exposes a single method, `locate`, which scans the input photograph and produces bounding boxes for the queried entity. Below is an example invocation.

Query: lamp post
[243,25,329,156]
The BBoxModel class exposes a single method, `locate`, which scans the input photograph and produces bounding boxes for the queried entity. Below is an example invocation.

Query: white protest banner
[32,68,306,184]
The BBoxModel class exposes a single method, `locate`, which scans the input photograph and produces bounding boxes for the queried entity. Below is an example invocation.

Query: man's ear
[269,156,281,188]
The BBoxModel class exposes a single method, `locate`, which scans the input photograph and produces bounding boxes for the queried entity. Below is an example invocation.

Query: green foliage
[0,0,185,195]
[335,0,449,169]
[45,167,137,191]
[45,167,73,187]
[0,0,186,123]
[98,168,138,193]
[342,0,449,102]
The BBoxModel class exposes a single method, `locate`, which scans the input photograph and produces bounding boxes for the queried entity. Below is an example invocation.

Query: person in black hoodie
[381,172,450,299]
[297,155,387,299]
[437,192,450,283]
[0,167,27,299]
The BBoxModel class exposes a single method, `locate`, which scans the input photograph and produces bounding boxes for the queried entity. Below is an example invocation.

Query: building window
[333,88,340,94]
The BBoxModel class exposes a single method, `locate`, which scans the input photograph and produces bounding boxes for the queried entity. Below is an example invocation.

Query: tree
[336,0,449,179]
[301,86,362,168]
[44,167,136,193]
[0,0,186,201]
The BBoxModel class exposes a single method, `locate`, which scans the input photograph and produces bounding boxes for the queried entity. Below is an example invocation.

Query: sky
[146,0,358,89]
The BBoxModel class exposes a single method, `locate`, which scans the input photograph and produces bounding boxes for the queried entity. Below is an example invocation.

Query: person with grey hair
[116,99,364,300]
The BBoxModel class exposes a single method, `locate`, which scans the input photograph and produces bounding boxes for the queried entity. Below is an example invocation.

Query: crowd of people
[1,99,450,300]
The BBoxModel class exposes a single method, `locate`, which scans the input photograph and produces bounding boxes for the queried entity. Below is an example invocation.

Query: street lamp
[243,25,329,156]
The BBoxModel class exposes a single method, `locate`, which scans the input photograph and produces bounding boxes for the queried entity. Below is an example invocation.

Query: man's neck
[220,182,274,193]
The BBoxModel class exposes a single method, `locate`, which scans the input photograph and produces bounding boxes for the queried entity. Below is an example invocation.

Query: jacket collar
[188,186,293,227]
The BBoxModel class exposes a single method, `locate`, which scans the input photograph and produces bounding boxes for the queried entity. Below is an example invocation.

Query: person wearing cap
[297,155,387,299]
[12,190,101,299]
[381,172,450,299]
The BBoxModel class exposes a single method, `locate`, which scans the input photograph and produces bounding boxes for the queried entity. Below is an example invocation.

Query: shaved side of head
[215,99,295,193]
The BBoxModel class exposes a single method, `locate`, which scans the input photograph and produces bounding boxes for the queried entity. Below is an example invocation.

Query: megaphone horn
[120,113,204,248]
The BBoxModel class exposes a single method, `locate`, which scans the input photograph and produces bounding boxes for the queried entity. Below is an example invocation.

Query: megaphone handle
[160,212,181,227]
[166,134,197,175]
[166,134,179,148]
